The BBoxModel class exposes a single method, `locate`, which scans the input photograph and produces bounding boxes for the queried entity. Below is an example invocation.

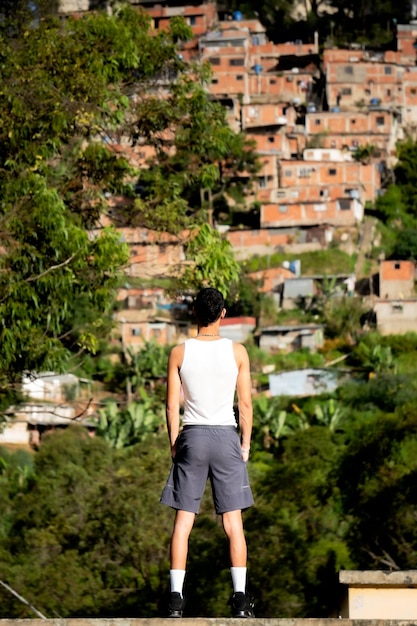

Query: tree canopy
[0,3,257,406]
[223,0,410,47]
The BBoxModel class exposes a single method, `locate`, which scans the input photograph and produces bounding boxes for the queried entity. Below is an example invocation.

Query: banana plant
[96,388,163,449]
[313,398,345,432]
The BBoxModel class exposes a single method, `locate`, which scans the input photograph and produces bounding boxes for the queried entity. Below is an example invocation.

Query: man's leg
[168,510,195,618]
[222,509,247,567]
[171,509,195,570]
[222,510,254,618]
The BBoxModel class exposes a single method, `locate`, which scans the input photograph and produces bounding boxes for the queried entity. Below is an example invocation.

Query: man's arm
[234,343,253,461]
[165,344,184,459]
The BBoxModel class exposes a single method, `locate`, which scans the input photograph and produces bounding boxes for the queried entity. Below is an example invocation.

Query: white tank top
[180,338,238,426]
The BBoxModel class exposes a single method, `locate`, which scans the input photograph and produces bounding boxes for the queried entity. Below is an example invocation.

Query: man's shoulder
[172,341,187,355]
[232,341,249,362]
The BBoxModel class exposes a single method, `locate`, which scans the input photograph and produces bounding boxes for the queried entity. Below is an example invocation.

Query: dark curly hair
[194,287,225,326]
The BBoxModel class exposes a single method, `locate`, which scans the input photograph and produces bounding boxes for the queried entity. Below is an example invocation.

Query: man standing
[160,287,255,618]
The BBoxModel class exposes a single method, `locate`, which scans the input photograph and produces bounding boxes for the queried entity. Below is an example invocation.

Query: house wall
[323,51,402,110]
[396,24,417,64]
[277,159,380,202]
[147,3,217,36]
[374,300,417,335]
[379,260,416,299]
[247,266,296,292]
[226,228,289,248]
[305,110,397,142]
[0,422,30,445]
[261,199,361,228]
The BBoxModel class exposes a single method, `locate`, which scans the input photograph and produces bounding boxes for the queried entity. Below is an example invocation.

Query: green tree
[322,296,366,345]
[132,63,260,232]
[247,426,351,617]
[391,228,417,259]
[393,139,417,223]
[0,5,258,409]
[177,224,242,297]
[337,408,417,570]
[0,426,173,618]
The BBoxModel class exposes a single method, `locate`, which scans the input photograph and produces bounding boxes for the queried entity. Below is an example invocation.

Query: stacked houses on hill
[3,0,417,447]
[57,0,417,345]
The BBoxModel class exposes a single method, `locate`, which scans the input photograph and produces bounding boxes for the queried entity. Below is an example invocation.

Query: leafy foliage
[247,426,350,617]
[0,427,173,618]
[0,4,258,409]
[131,63,260,232]
[96,391,164,449]
[178,224,242,297]
[336,409,417,570]
[225,0,409,48]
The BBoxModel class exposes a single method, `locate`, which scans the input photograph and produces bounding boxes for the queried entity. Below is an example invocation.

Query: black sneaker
[168,592,185,618]
[229,591,255,618]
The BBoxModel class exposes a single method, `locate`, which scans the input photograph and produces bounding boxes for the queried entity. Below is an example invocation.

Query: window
[258,177,267,188]
[284,169,293,177]
[394,262,401,269]
[270,79,276,84]
[267,136,275,143]
[386,89,391,97]
[188,16,197,25]
[342,87,352,95]
[298,167,314,178]
[131,328,142,337]
[328,168,337,175]
[344,66,354,74]
[236,75,244,81]
[338,199,351,210]
[384,66,392,75]
[376,116,385,126]
[411,88,417,95]
[279,205,288,213]
[314,119,321,125]
[209,57,220,65]
[229,58,244,66]
[212,78,218,84]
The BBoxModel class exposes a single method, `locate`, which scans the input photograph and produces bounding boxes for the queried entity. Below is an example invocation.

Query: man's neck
[197,324,221,336]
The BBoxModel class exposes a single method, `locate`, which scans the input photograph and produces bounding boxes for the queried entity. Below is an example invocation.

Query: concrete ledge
[339,570,417,618]
[4,617,416,626]
[340,570,417,586]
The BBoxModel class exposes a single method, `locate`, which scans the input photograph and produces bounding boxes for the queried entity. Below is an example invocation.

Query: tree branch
[26,253,78,282]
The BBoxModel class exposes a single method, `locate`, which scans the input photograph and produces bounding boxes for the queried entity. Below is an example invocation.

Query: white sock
[170,569,186,596]
[230,566,247,593]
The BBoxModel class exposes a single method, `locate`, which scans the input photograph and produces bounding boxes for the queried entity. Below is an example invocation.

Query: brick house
[323,49,402,111]
[371,260,417,335]
[379,259,416,300]
[259,155,380,229]
[305,109,401,166]
[395,23,417,66]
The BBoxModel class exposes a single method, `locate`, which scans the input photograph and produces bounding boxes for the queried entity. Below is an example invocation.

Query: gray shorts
[160,426,254,515]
